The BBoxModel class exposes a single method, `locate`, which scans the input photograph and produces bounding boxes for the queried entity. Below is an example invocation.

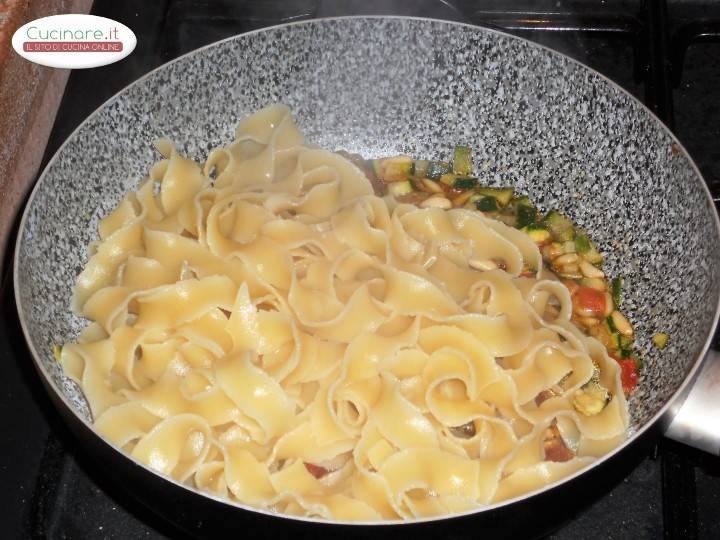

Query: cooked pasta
[60,104,629,521]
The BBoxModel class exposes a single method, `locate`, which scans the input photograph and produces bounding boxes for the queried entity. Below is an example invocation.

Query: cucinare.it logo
[12,14,136,69]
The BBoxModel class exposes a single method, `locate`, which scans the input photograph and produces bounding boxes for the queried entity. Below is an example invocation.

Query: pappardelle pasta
[60,104,629,521]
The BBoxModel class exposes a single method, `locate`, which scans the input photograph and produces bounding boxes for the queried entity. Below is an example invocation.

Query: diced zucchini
[633,355,644,370]
[575,233,591,253]
[387,180,414,197]
[605,315,618,334]
[572,380,611,416]
[373,156,414,182]
[522,224,551,244]
[414,159,430,179]
[440,174,478,189]
[603,316,633,356]
[53,344,62,362]
[452,145,473,176]
[477,187,514,207]
[468,194,483,204]
[653,332,669,350]
[453,177,478,190]
[544,211,575,242]
[516,204,537,229]
[620,335,634,358]
[583,247,603,265]
[425,160,452,180]
[575,232,603,264]
[476,196,498,212]
[440,173,456,186]
[512,195,533,207]
[611,277,623,307]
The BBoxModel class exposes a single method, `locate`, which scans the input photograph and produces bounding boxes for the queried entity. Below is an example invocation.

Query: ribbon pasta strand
[61,104,628,521]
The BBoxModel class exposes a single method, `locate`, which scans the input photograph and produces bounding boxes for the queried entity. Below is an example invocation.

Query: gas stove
[1,1,719,538]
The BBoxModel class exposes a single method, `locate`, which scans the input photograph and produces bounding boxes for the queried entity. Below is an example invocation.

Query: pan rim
[13,14,720,526]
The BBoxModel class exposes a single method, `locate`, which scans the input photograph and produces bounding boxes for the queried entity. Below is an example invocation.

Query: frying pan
[12,16,720,538]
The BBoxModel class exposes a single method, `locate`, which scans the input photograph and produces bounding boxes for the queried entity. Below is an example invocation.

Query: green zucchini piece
[516,204,537,229]
[440,173,457,186]
[452,145,473,176]
[522,224,551,244]
[53,344,62,362]
[414,159,430,179]
[512,195,533,207]
[575,231,603,264]
[611,277,623,307]
[575,233,591,253]
[477,187,514,207]
[439,174,478,189]
[583,246,603,265]
[572,380,611,416]
[387,180,414,197]
[373,156,414,182]
[620,335,634,358]
[468,194,483,204]
[544,211,575,242]
[476,196,498,212]
[600,318,620,349]
[652,332,669,350]
[453,177,478,190]
[425,160,452,180]
[633,355,644,370]
[605,315,618,334]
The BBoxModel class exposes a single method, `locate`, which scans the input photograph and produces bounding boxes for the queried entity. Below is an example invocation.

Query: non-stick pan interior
[15,17,720,434]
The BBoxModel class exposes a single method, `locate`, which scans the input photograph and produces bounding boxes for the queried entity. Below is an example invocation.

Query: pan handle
[664,349,720,455]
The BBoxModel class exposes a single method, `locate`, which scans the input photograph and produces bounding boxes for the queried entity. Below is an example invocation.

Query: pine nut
[469,258,498,271]
[580,260,605,278]
[555,253,579,266]
[420,196,452,209]
[544,243,563,259]
[422,178,444,193]
[611,310,633,337]
[579,316,600,327]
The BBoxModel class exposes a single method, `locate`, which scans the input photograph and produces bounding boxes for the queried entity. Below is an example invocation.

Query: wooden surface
[0,0,93,270]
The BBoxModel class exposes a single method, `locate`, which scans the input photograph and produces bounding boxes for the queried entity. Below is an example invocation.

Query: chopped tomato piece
[608,355,639,395]
[618,359,639,395]
[573,286,606,316]
[304,462,329,479]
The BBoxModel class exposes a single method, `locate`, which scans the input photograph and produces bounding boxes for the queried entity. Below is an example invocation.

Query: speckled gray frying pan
[12,16,720,532]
